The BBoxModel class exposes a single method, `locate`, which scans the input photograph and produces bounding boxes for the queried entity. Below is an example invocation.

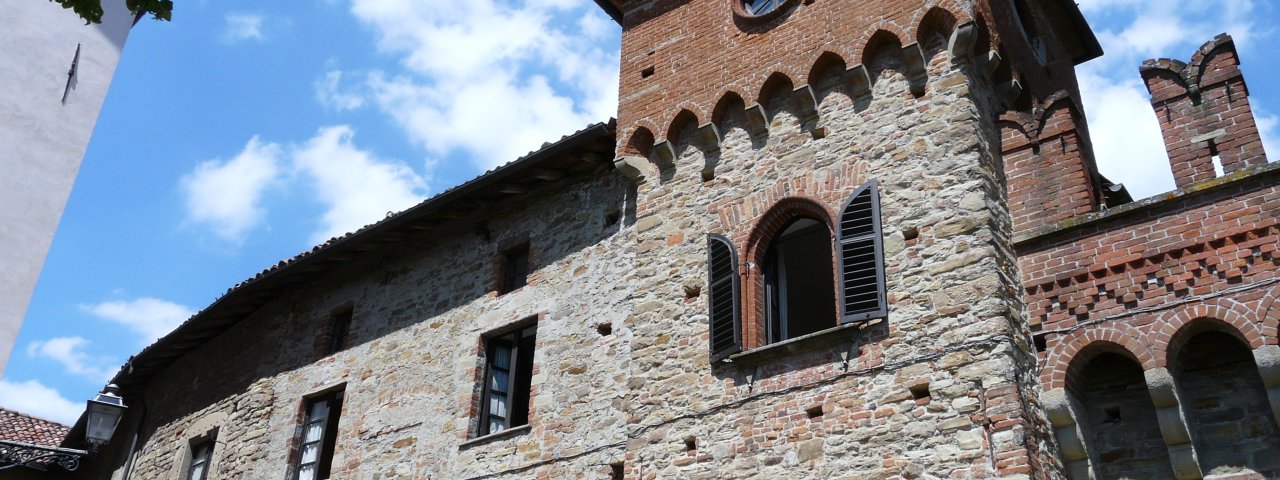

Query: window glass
[295,391,343,480]
[743,0,783,16]
[479,323,537,436]
[500,245,530,294]
[187,439,213,480]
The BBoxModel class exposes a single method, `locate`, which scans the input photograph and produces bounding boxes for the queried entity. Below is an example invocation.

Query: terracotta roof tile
[0,407,70,447]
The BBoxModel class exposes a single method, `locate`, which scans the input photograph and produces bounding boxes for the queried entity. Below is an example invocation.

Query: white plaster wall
[0,0,134,374]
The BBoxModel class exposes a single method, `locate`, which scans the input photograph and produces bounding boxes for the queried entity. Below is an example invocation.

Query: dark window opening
[479,323,537,436]
[295,390,343,480]
[500,244,530,294]
[1010,0,1046,63]
[328,308,353,354]
[764,218,837,343]
[186,439,214,480]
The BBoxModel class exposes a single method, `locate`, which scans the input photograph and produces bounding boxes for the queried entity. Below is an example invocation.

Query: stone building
[48,0,1280,479]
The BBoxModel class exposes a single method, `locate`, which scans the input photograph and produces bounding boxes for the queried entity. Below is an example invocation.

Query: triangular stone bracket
[745,104,770,136]
[697,122,722,150]
[848,65,873,104]
[981,50,1003,77]
[652,140,677,170]
[793,84,821,126]
[948,21,978,63]
[612,155,648,182]
[902,42,928,97]
[997,79,1023,106]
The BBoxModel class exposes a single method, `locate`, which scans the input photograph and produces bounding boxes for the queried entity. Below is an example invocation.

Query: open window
[706,179,885,359]
[294,390,343,480]
[478,321,537,436]
[763,218,838,342]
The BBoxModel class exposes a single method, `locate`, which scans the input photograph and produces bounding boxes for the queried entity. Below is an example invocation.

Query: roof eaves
[93,119,616,403]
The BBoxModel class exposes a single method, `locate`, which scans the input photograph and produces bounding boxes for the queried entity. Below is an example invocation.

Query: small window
[295,390,343,480]
[479,323,537,436]
[186,439,214,480]
[499,244,530,294]
[327,308,353,354]
[743,0,784,16]
[764,218,838,343]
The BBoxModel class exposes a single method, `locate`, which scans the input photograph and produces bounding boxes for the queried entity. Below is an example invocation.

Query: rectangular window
[479,323,536,436]
[500,244,530,294]
[295,390,343,480]
[186,439,214,480]
[328,307,353,354]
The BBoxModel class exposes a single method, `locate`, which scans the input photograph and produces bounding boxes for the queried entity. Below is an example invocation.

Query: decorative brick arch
[851,23,911,66]
[1149,297,1264,368]
[740,196,838,349]
[1263,286,1280,346]
[1042,324,1154,390]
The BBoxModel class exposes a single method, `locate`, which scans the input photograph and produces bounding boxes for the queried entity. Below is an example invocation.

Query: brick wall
[1142,34,1269,189]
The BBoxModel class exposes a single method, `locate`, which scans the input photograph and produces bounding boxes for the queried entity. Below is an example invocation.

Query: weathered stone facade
[52,1,1280,480]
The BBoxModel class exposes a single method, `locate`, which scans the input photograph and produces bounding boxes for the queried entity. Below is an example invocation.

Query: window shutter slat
[707,234,742,361]
[836,179,887,324]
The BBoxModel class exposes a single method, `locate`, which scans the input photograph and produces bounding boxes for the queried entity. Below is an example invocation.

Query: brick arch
[710,89,749,131]
[803,50,848,87]
[754,71,796,108]
[851,22,910,66]
[1043,324,1154,390]
[913,6,959,51]
[664,107,702,146]
[1149,298,1264,368]
[740,196,838,348]
[620,124,656,158]
[1264,287,1280,346]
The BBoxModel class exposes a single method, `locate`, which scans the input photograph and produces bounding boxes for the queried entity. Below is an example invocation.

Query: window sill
[459,424,531,450]
[724,321,870,367]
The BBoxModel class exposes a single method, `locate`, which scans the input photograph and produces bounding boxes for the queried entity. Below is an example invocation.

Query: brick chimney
[1141,34,1269,189]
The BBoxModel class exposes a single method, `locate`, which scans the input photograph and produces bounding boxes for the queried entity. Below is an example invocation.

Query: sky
[2,0,1277,426]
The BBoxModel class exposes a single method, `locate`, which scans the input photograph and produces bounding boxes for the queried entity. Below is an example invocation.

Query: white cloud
[81,297,196,345]
[26,337,115,383]
[223,13,266,43]
[316,70,366,111]
[349,0,619,169]
[1076,0,1274,199]
[1256,107,1278,161]
[0,379,83,425]
[292,126,428,243]
[181,137,282,243]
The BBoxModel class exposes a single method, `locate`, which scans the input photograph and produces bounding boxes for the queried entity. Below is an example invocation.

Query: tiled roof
[0,407,70,447]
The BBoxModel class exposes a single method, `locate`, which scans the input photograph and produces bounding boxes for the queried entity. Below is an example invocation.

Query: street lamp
[0,385,125,471]
[85,384,127,451]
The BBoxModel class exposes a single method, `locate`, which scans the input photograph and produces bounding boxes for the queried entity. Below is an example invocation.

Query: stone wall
[615,17,1060,475]
[87,174,637,479]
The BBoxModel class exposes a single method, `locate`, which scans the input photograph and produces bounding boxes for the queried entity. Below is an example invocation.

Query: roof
[0,407,70,448]
[1054,0,1104,64]
[63,120,617,447]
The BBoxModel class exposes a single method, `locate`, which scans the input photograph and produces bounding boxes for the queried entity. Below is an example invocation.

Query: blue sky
[2,0,1277,425]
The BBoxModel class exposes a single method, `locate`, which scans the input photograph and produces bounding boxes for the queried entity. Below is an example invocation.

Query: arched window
[763,217,837,342]
[706,179,886,359]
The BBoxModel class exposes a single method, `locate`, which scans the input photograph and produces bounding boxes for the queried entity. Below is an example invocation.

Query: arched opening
[1175,330,1280,477]
[762,217,837,342]
[1071,351,1176,479]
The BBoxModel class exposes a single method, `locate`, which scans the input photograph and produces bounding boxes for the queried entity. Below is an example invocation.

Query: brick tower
[594,0,1104,476]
